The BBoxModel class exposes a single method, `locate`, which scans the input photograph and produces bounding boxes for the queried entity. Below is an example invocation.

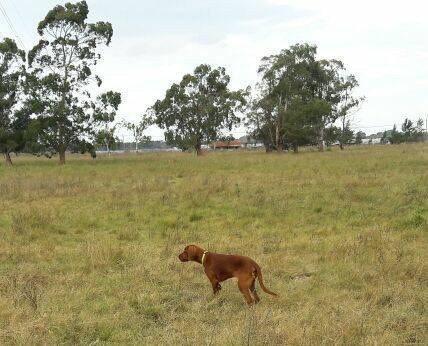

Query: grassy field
[0,144,427,345]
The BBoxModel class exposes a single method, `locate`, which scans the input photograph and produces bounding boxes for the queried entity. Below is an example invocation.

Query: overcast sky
[1,0,427,139]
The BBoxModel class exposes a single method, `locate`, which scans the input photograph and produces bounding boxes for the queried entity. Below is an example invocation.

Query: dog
[178,245,277,305]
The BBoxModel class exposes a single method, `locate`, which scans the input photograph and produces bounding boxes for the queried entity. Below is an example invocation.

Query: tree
[282,99,317,152]
[388,119,425,144]
[401,118,414,142]
[0,38,30,165]
[324,126,341,147]
[93,91,121,155]
[249,43,317,152]
[248,43,361,153]
[413,118,425,142]
[355,131,366,145]
[246,95,277,152]
[153,64,247,155]
[338,120,354,147]
[123,115,151,153]
[380,131,389,144]
[336,74,364,149]
[389,124,403,144]
[27,1,114,164]
[308,59,344,151]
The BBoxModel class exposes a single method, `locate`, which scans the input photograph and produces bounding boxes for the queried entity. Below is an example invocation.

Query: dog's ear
[183,245,194,260]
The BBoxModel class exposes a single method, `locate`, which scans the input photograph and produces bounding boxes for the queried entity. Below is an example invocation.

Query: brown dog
[178,245,277,305]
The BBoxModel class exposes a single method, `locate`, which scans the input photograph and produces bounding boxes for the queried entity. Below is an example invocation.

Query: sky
[1,0,427,140]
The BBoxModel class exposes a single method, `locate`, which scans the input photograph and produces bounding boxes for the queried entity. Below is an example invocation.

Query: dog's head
[178,245,202,262]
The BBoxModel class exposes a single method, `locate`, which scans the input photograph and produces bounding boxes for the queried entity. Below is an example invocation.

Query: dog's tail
[254,263,278,296]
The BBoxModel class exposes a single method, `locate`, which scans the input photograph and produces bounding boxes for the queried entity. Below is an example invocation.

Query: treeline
[150,44,364,154]
[382,119,426,144]
[1,1,426,165]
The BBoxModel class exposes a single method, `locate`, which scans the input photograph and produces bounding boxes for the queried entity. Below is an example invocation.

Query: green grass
[0,144,427,345]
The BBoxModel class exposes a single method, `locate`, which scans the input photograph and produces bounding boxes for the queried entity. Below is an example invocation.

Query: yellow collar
[201,251,208,265]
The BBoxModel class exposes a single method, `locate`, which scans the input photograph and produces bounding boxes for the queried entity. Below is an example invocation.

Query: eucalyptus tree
[338,121,355,147]
[247,87,280,152]
[0,38,29,165]
[249,43,364,152]
[123,114,152,153]
[389,125,403,144]
[401,118,425,142]
[93,91,121,155]
[307,58,344,151]
[153,64,247,155]
[248,43,317,152]
[355,131,366,145]
[282,100,318,152]
[336,74,364,149]
[27,1,114,164]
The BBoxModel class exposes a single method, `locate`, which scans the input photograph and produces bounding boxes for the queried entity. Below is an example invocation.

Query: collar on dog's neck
[201,251,208,265]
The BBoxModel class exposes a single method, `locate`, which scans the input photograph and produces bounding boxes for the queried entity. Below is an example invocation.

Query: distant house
[362,138,382,145]
[238,136,264,148]
[211,140,243,150]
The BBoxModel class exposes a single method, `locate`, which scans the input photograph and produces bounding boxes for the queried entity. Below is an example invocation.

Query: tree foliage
[247,43,363,152]
[388,118,425,144]
[123,115,152,152]
[153,64,247,155]
[93,91,121,155]
[0,38,34,165]
[336,74,364,149]
[27,0,114,164]
[248,43,317,151]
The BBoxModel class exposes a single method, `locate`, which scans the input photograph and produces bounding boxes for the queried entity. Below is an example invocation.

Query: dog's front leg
[205,269,221,294]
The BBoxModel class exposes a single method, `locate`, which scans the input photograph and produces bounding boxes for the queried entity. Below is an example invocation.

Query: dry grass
[0,144,427,345]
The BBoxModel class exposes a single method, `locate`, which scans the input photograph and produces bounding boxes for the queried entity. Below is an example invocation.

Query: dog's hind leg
[250,278,260,303]
[238,275,254,305]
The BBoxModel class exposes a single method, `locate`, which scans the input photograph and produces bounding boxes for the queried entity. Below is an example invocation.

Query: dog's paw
[213,284,222,294]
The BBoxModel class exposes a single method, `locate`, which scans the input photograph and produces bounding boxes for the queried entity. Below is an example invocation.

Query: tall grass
[0,144,427,344]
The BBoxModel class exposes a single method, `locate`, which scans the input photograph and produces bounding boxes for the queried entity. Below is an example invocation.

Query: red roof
[211,140,242,148]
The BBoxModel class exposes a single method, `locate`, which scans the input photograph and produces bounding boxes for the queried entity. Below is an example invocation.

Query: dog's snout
[178,252,187,262]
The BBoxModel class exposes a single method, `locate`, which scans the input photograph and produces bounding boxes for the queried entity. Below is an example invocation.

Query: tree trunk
[340,116,345,150]
[275,122,283,152]
[104,135,111,156]
[318,126,325,152]
[4,151,13,166]
[59,149,66,165]
[195,142,202,156]
[293,144,298,153]
[59,55,68,165]
[274,126,283,152]
[275,97,286,152]
[106,141,110,156]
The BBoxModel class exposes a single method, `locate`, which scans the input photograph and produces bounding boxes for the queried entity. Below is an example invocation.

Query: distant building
[238,136,264,148]
[362,138,382,145]
[211,140,243,150]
